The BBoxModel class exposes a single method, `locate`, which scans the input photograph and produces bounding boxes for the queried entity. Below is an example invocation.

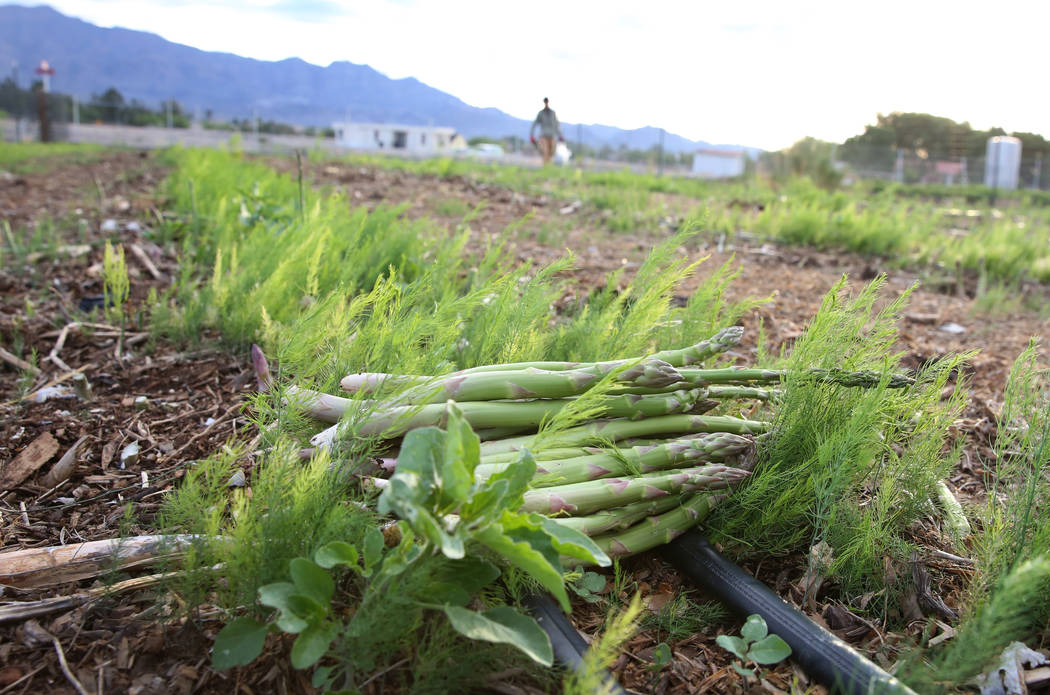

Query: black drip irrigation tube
[663,531,917,695]
[524,593,629,695]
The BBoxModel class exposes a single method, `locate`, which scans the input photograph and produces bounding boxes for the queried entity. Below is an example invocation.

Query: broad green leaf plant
[213,402,610,684]
[715,614,792,679]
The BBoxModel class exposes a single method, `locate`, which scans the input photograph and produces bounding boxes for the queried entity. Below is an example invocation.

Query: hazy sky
[39,0,1050,149]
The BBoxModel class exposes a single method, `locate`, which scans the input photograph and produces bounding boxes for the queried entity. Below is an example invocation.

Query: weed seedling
[716,614,791,679]
[103,241,130,355]
[15,349,39,397]
[648,641,673,677]
[568,567,607,603]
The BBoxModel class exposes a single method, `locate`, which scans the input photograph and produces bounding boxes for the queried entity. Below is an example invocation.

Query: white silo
[985,136,1022,190]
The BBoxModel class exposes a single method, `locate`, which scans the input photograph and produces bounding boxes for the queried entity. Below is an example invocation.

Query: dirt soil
[0,150,1046,694]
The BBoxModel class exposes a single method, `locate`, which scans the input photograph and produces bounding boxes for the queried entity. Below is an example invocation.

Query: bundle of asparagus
[252,326,913,562]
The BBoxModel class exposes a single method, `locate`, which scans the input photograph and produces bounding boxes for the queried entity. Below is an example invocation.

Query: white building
[692,148,746,178]
[332,122,466,155]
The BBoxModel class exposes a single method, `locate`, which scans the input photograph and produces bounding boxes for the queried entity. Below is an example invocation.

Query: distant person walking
[530,97,563,165]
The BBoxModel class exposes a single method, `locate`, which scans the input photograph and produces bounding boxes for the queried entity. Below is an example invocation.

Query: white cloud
[41,0,1050,149]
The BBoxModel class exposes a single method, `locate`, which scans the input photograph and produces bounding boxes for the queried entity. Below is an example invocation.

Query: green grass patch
[0,141,107,173]
[319,152,1050,286]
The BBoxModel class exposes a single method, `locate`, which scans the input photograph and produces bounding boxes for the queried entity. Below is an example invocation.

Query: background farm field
[2,142,1049,694]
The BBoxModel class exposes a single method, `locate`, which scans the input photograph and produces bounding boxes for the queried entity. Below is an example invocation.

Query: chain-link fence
[833,143,1048,190]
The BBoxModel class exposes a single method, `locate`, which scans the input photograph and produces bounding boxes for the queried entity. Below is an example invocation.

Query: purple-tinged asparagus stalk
[251,344,272,391]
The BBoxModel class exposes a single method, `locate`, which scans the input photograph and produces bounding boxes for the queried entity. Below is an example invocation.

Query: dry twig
[0,346,38,373]
[22,621,90,695]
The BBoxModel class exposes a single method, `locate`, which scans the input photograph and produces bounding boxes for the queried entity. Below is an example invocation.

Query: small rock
[100,219,119,233]
[120,442,140,469]
[203,417,216,427]
[125,220,142,232]
[938,322,966,335]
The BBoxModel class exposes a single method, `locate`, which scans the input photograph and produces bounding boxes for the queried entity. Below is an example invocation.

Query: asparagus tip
[251,344,271,392]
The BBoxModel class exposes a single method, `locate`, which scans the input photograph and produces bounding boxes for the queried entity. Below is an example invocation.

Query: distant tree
[126,98,159,126]
[838,111,1050,175]
[93,87,126,123]
[762,137,841,189]
[0,77,33,116]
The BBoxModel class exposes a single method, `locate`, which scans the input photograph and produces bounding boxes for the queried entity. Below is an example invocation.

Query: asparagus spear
[706,385,777,401]
[520,465,748,516]
[586,493,723,562]
[448,326,744,375]
[341,359,684,403]
[339,326,744,398]
[478,434,729,463]
[614,367,914,393]
[477,414,771,455]
[480,447,599,465]
[475,432,753,487]
[309,389,726,447]
[549,495,687,536]
[473,425,535,441]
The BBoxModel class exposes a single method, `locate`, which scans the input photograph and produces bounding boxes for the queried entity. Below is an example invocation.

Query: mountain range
[0,4,757,154]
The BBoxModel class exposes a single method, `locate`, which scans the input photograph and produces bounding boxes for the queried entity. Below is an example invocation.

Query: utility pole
[34,60,54,93]
[72,95,79,124]
[33,61,55,142]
